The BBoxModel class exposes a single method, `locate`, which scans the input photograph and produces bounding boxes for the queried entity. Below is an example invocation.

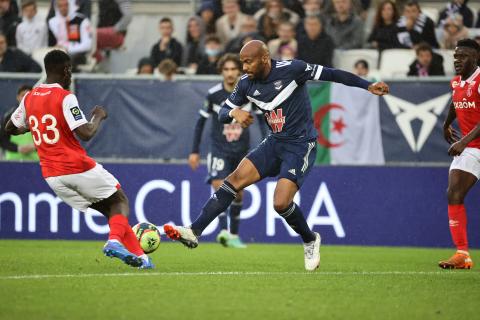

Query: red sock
[108,214,128,242]
[448,204,468,251]
[123,226,145,257]
[108,214,144,256]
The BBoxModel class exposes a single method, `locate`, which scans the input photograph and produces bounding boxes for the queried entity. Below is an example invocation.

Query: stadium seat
[436,49,454,76]
[422,7,439,24]
[379,49,416,78]
[333,49,379,73]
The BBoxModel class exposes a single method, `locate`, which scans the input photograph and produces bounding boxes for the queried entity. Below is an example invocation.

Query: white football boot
[163,225,199,248]
[304,232,321,271]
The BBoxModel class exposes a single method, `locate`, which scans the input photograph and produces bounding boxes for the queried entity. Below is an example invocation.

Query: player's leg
[226,190,247,248]
[276,140,320,270]
[439,167,477,269]
[164,157,261,247]
[211,178,230,246]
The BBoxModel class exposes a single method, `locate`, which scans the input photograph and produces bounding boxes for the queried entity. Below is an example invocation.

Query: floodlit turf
[0,240,479,320]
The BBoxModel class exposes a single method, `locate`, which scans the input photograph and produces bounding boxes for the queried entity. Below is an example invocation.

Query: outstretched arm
[74,106,107,141]
[319,67,389,95]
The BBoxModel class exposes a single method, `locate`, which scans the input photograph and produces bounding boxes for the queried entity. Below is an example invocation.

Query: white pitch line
[0,271,476,280]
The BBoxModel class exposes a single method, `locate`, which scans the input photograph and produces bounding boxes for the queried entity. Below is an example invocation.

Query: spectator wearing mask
[0,0,21,46]
[196,35,222,75]
[367,0,401,51]
[184,16,205,72]
[95,0,132,61]
[0,32,41,72]
[255,0,299,42]
[16,0,48,55]
[440,15,469,50]
[324,0,364,49]
[438,0,473,28]
[268,21,297,60]
[215,0,249,45]
[48,0,93,70]
[150,17,183,67]
[297,15,334,66]
[0,84,38,161]
[407,42,444,77]
[396,1,439,49]
[137,57,154,74]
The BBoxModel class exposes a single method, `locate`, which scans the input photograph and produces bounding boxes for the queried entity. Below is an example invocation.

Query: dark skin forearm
[5,119,29,135]
[74,106,107,141]
[443,101,456,129]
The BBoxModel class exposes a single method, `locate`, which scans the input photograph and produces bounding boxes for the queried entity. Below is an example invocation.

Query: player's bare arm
[443,100,460,144]
[4,119,29,135]
[75,106,108,141]
[448,124,480,156]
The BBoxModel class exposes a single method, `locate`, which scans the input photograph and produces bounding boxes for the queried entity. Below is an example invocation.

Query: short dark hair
[160,17,172,25]
[205,35,221,45]
[405,1,420,10]
[21,0,36,9]
[17,84,33,95]
[415,42,432,55]
[44,49,70,75]
[354,59,369,69]
[137,57,154,70]
[457,38,480,52]
[217,53,241,73]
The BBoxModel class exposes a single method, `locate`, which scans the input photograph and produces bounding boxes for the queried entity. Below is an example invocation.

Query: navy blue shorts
[246,136,316,188]
[206,151,247,183]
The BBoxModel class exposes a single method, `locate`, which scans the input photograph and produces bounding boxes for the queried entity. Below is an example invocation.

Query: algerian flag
[308,82,385,165]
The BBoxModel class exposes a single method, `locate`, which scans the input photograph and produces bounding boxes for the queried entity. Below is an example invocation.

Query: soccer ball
[132,222,161,254]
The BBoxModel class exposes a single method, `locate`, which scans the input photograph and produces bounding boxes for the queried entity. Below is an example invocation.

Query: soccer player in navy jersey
[165,40,389,271]
[188,53,267,248]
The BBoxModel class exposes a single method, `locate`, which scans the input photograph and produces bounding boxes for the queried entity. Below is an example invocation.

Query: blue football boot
[103,240,143,268]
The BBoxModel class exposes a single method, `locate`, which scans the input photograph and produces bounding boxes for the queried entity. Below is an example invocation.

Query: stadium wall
[0,74,453,163]
[0,162,479,248]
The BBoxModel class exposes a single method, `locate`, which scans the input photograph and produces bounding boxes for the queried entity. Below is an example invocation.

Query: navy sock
[191,181,237,236]
[218,212,228,230]
[229,200,242,235]
[278,203,315,243]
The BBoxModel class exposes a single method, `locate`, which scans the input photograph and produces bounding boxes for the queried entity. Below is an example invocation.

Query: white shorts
[45,163,120,212]
[449,147,480,179]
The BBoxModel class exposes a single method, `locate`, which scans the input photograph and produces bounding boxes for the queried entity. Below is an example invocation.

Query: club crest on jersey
[265,108,285,133]
[274,80,283,91]
[467,81,476,97]
[70,106,83,121]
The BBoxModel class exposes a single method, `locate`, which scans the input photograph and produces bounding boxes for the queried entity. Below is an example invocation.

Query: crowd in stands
[1,0,480,77]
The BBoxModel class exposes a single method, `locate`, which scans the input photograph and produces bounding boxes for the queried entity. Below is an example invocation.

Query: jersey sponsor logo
[253,89,261,96]
[222,123,243,142]
[274,80,283,91]
[33,90,51,96]
[453,101,476,109]
[265,108,286,133]
[70,106,83,121]
[383,93,451,152]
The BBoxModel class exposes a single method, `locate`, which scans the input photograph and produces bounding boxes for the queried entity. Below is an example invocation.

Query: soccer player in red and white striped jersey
[440,39,480,269]
[5,50,153,269]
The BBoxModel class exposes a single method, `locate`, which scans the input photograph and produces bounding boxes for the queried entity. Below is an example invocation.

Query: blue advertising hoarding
[1,162,479,248]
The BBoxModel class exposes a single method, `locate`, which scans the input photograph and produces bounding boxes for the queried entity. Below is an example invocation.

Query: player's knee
[273,199,291,214]
[447,186,465,204]
[225,171,244,190]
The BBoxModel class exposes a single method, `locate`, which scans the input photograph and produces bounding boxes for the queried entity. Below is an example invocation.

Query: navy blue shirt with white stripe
[222,59,371,142]
[199,83,259,154]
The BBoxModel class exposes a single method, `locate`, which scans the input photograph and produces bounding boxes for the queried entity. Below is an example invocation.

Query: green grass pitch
[0,240,479,320]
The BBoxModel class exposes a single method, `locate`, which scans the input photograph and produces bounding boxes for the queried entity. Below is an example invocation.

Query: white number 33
[29,114,60,145]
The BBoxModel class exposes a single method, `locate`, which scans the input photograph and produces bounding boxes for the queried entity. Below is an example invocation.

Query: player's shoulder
[208,83,223,95]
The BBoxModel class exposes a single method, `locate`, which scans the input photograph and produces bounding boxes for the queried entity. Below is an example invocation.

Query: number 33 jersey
[10,83,96,178]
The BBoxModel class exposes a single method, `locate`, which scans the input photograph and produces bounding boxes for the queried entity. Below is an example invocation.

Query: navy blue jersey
[225,59,347,142]
[199,83,260,154]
